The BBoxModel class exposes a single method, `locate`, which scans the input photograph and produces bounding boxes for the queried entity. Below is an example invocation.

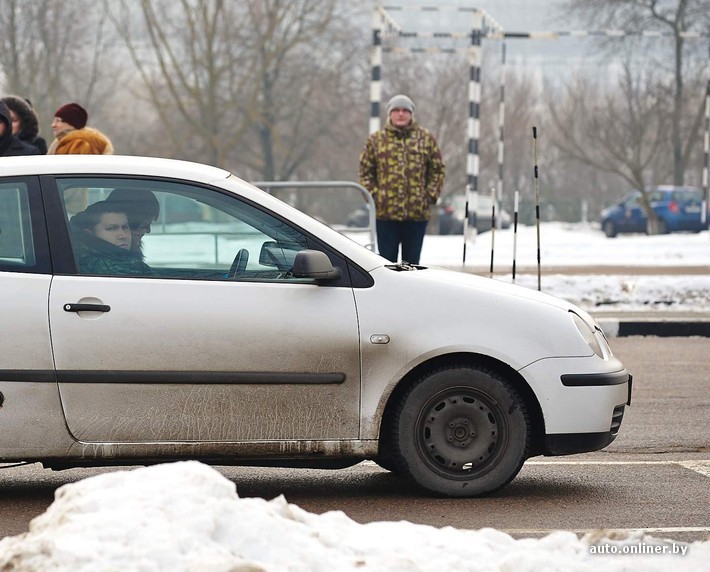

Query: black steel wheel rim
[415,387,508,479]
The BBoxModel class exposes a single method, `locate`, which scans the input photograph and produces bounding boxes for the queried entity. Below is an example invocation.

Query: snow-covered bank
[0,462,706,571]
[418,223,710,269]
[417,224,710,314]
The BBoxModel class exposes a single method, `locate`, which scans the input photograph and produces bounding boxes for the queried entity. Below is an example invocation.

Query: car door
[0,178,53,375]
[46,176,361,444]
[619,192,646,233]
[675,189,703,230]
[0,177,73,453]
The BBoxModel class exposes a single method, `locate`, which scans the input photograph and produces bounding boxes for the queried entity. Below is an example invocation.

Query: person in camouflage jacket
[359,94,445,264]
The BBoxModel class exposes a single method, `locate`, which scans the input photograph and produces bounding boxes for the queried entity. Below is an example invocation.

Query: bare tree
[106,0,258,166]
[107,0,364,178]
[547,64,671,231]
[0,0,115,139]
[561,0,710,185]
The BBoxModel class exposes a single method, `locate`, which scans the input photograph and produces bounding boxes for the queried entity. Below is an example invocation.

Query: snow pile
[0,462,706,571]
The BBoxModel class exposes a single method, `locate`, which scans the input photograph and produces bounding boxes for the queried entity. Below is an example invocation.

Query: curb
[599,320,710,338]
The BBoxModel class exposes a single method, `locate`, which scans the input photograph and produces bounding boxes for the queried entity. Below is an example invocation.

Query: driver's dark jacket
[72,233,151,276]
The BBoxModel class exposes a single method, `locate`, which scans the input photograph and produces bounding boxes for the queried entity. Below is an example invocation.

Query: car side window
[0,182,36,270]
[57,177,310,281]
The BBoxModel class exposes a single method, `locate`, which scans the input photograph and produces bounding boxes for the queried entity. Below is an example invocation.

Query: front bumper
[544,402,627,455]
[543,371,632,455]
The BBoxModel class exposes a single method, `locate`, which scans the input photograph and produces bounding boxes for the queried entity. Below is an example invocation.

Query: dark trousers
[376,219,428,264]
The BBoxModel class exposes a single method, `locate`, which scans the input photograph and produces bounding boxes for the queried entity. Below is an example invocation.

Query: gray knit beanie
[386,94,415,115]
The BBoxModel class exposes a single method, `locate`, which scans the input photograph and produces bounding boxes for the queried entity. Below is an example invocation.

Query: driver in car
[69,201,152,276]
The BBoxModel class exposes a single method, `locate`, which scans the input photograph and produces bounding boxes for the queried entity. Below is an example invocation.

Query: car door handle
[63,303,111,313]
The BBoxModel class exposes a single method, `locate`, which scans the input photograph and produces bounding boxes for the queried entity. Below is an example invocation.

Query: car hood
[354,266,599,373]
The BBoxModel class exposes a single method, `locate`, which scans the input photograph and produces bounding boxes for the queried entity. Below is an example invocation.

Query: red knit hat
[54,103,88,129]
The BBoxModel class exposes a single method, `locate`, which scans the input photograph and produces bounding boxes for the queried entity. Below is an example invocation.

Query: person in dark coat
[106,188,160,261]
[0,96,47,154]
[69,201,152,276]
[0,102,40,156]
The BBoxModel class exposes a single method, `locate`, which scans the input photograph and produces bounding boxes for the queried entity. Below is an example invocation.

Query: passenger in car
[106,189,160,261]
[69,201,152,276]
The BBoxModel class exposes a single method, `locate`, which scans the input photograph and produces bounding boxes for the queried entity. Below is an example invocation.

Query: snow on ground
[1,224,707,571]
[418,222,710,269]
[0,461,706,572]
[418,223,710,314]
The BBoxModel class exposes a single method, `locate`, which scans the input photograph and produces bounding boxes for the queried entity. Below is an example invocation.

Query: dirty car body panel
[0,155,631,496]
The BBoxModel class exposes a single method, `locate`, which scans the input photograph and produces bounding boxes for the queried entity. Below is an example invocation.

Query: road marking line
[502,526,710,535]
[364,460,710,472]
[525,460,705,466]
[526,459,710,478]
[678,460,710,477]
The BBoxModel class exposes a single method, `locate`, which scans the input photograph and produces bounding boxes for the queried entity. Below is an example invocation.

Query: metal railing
[253,181,377,251]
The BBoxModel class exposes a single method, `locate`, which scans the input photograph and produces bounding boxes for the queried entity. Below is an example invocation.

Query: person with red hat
[48,102,114,155]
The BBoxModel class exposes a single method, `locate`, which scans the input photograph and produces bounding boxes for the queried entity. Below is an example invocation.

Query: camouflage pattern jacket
[359,120,445,221]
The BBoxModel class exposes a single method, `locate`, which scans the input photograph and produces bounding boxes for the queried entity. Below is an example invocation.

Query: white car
[0,155,631,497]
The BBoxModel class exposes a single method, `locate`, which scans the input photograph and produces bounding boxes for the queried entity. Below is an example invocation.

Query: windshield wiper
[385,262,426,271]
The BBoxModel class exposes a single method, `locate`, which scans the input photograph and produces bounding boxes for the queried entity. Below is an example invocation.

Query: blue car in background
[600,186,708,237]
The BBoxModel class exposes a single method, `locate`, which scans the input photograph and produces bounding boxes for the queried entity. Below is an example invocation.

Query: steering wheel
[227,248,249,278]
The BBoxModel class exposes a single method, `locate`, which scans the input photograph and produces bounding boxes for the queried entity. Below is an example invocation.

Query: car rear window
[671,189,702,202]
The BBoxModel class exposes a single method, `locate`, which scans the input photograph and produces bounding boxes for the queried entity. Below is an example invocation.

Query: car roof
[648,185,700,192]
[0,155,232,184]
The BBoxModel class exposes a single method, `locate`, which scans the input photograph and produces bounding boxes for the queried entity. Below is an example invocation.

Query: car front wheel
[603,220,617,238]
[388,365,530,497]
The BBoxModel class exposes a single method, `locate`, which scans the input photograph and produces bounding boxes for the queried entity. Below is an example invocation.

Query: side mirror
[292,250,341,281]
[259,241,295,271]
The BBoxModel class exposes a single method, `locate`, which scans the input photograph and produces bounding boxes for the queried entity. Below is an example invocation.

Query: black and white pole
[463,10,483,265]
[532,126,541,291]
[369,6,384,135]
[512,190,519,282]
[497,41,506,227]
[489,186,497,276]
[495,29,708,40]
[703,79,709,229]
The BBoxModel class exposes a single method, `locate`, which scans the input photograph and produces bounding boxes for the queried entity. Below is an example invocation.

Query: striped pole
[369,6,384,135]
[496,30,709,40]
[512,191,519,282]
[463,9,482,265]
[383,5,476,12]
[489,186,496,276]
[497,41,506,229]
[532,126,541,292]
[703,79,709,227]
[383,47,471,54]
[391,31,472,39]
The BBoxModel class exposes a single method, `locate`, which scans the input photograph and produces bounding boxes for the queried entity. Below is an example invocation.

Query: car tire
[388,365,529,497]
[603,221,617,238]
[657,219,669,234]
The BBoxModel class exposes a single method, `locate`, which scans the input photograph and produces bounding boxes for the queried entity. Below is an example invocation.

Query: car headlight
[570,311,611,359]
